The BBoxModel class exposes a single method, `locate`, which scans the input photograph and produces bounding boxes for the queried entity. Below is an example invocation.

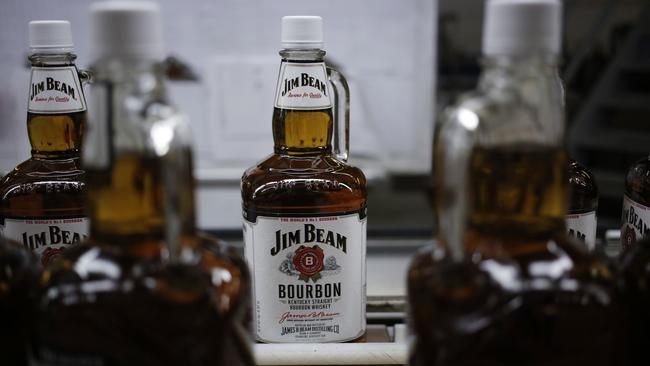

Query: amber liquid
[409,146,625,365]
[243,108,366,217]
[31,154,254,366]
[0,111,86,265]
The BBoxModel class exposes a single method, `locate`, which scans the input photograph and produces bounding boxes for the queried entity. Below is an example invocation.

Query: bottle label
[2,216,89,266]
[622,195,650,249]
[566,211,597,251]
[28,66,87,114]
[274,62,332,110]
[243,210,366,342]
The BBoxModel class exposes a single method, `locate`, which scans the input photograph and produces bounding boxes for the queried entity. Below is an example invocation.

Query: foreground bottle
[567,158,598,250]
[242,16,367,343]
[409,1,624,365]
[0,21,88,266]
[619,236,650,366]
[0,237,40,366]
[29,2,253,365]
[621,155,650,249]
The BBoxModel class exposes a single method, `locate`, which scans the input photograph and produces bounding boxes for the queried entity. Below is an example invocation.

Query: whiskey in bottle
[28,3,253,365]
[409,1,625,365]
[566,158,598,250]
[242,16,367,343]
[621,155,650,249]
[0,21,88,266]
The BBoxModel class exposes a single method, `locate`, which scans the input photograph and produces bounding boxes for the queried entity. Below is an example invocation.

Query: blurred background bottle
[409,1,625,365]
[621,155,650,249]
[0,20,88,266]
[567,158,598,250]
[28,2,252,365]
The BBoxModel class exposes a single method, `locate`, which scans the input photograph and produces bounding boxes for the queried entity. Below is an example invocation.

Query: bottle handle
[327,67,350,162]
[78,69,93,86]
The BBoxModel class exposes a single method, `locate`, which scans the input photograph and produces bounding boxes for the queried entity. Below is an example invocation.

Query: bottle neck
[27,52,86,159]
[273,49,333,156]
[85,58,197,260]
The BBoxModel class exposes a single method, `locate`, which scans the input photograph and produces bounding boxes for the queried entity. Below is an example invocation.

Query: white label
[274,62,332,110]
[28,66,87,113]
[621,195,650,249]
[243,212,366,343]
[2,217,89,266]
[566,211,597,251]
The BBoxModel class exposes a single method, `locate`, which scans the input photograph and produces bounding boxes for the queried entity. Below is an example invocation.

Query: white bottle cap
[281,16,324,49]
[482,0,562,57]
[29,20,74,52]
[89,1,164,61]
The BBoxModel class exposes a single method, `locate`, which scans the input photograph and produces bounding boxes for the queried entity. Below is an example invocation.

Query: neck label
[28,66,87,113]
[275,62,332,110]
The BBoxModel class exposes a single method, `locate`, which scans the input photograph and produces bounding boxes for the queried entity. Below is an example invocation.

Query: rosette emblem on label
[41,247,65,266]
[623,225,636,250]
[292,245,325,282]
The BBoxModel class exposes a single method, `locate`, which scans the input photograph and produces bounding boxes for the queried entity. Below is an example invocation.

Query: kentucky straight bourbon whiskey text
[241,16,367,343]
[0,21,88,266]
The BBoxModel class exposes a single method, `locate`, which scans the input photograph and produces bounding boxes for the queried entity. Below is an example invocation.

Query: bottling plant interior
[1,0,649,365]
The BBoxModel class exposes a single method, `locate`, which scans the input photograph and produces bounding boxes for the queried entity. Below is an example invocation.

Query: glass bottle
[621,155,650,249]
[0,21,88,266]
[409,1,624,365]
[567,158,598,250]
[0,237,40,366]
[241,16,367,343]
[620,237,650,366]
[28,3,253,365]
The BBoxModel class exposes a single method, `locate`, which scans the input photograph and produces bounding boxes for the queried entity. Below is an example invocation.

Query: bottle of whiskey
[0,21,88,266]
[242,16,367,343]
[619,236,650,365]
[0,237,40,366]
[567,158,598,250]
[29,3,253,365]
[410,1,625,365]
[621,155,650,249]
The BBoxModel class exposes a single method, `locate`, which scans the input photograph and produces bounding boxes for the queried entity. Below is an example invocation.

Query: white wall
[0,0,437,178]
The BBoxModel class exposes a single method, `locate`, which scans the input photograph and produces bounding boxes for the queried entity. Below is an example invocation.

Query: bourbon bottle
[0,21,88,266]
[409,1,624,365]
[567,158,598,250]
[619,236,650,366]
[242,16,367,343]
[29,3,253,365]
[0,237,40,366]
[621,155,650,249]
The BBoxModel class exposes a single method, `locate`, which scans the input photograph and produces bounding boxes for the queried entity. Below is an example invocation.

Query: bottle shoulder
[568,159,598,211]
[241,154,367,215]
[242,154,366,194]
[409,237,616,292]
[1,157,85,200]
[625,156,650,204]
